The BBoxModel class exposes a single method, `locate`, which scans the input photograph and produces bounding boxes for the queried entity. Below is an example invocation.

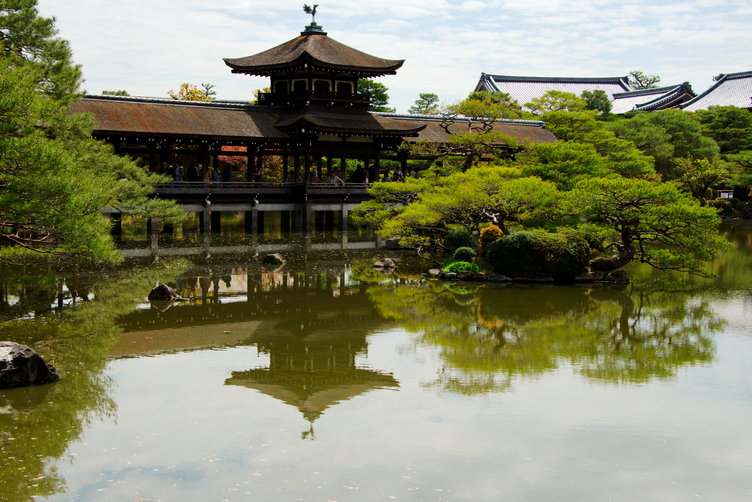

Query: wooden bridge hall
[71,17,557,231]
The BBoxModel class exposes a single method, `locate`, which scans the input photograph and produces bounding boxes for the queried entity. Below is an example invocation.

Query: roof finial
[303,4,319,24]
[301,4,326,35]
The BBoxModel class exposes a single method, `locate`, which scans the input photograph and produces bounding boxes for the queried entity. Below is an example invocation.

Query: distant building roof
[611,83,695,114]
[224,30,404,77]
[476,73,632,109]
[681,71,752,111]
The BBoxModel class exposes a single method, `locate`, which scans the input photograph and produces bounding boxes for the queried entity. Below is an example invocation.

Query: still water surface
[2,224,752,501]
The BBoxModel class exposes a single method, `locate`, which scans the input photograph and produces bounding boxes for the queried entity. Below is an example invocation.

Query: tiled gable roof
[681,71,752,111]
[476,73,631,110]
[612,83,695,114]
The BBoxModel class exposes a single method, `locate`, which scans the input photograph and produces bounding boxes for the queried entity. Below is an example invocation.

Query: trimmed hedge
[443,261,481,274]
[453,247,476,262]
[486,231,590,281]
[443,229,473,250]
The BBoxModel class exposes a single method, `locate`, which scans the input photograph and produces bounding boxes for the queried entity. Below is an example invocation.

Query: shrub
[443,229,473,250]
[736,201,749,211]
[710,198,734,213]
[486,231,590,281]
[443,260,481,274]
[478,224,504,257]
[453,247,476,262]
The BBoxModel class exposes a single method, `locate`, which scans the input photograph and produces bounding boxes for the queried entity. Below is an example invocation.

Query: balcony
[258,91,371,108]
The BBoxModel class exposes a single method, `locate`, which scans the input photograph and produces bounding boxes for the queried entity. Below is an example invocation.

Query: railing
[155,181,370,194]
[258,90,371,107]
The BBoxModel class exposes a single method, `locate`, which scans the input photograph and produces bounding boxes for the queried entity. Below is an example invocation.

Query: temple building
[474,73,696,113]
[681,71,752,112]
[70,20,555,232]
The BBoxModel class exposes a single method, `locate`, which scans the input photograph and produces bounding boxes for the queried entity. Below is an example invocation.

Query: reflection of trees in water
[0,259,189,501]
[368,280,721,395]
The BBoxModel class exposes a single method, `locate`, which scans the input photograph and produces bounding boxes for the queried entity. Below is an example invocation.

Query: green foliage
[581,89,612,115]
[444,229,473,250]
[443,260,481,274]
[674,157,730,199]
[628,70,661,89]
[536,109,656,179]
[526,90,586,114]
[486,230,590,281]
[357,78,395,112]
[101,89,129,96]
[478,224,504,257]
[514,141,616,190]
[695,106,752,155]
[408,92,440,115]
[565,177,729,276]
[709,198,734,213]
[0,1,187,263]
[453,246,477,262]
[378,167,559,252]
[608,110,720,177]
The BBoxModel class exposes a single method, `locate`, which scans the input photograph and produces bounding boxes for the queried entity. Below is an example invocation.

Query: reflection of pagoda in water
[225,322,398,437]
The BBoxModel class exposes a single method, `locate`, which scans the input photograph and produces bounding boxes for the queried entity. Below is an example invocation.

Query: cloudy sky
[37,0,752,114]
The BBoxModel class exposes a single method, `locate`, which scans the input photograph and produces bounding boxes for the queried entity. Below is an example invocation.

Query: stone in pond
[0,342,60,388]
[148,283,179,300]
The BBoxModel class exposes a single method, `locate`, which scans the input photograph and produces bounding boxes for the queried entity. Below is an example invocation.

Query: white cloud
[36,0,752,113]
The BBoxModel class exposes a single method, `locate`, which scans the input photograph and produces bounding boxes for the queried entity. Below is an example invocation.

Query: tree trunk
[590,224,636,271]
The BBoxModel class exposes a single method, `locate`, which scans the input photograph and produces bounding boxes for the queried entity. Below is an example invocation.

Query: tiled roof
[224,32,403,77]
[71,96,556,146]
[381,113,557,145]
[274,106,425,136]
[476,73,631,109]
[70,96,287,140]
[611,83,695,114]
[681,71,752,111]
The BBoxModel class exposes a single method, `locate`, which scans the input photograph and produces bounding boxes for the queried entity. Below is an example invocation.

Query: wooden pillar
[375,151,381,181]
[247,152,255,181]
[294,154,301,182]
[257,151,263,181]
[245,209,258,233]
[327,156,333,179]
[317,157,323,179]
[147,217,159,234]
[201,209,211,233]
[304,203,313,232]
[304,149,311,183]
[340,204,348,230]
[211,211,221,233]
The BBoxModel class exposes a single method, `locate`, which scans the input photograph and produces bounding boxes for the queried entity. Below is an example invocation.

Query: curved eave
[224,54,403,77]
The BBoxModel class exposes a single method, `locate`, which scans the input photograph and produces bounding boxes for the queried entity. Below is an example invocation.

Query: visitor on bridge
[308,171,322,183]
[327,169,345,186]
[351,165,365,183]
[174,162,185,182]
[211,166,221,184]
[222,165,233,183]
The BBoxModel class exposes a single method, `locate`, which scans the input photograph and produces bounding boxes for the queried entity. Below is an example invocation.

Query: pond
[2,223,752,501]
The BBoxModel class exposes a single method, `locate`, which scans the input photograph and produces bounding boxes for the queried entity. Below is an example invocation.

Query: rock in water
[148,283,179,300]
[262,253,285,265]
[0,342,60,388]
